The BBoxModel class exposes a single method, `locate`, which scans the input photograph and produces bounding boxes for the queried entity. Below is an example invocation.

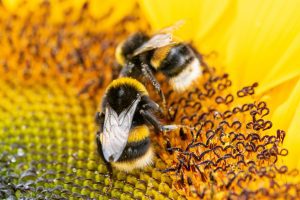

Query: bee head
[115,32,149,66]
[106,85,139,114]
[103,77,148,115]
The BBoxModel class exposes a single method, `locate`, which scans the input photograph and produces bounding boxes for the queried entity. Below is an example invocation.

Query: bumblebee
[95,77,179,173]
[115,21,203,96]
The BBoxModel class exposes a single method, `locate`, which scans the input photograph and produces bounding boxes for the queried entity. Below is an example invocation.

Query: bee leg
[140,109,162,134]
[119,62,135,77]
[96,131,113,177]
[141,96,164,117]
[141,63,167,116]
[140,109,180,134]
[140,109,194,133]
[95,112,105,130]
[95,113,113,190]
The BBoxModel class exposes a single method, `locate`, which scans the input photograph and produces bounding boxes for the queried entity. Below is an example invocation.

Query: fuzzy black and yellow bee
[115,21,203,107]
[95,77,180,173]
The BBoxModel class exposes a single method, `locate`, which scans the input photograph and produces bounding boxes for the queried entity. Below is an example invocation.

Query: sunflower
[0,0,300,199]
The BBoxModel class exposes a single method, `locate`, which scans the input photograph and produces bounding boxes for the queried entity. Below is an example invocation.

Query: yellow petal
[225,1,300,91]
[139,0,231,42]
[285,100,300,169]
[268,77,300,168]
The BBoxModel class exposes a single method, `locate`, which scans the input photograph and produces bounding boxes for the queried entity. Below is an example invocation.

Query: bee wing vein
[102,96,141,162]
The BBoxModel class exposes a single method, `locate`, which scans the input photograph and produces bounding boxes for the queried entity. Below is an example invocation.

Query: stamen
[154,64,300,198]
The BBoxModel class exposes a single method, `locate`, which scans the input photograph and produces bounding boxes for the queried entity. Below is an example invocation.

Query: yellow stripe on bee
[127,125,150,143]
[106,77,148,95]
[150,45,173,69]
[112,147,154,172]
[115,42,126,66]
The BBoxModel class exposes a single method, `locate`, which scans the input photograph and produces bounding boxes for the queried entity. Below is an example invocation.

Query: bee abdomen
[112,146,154,172]
[117,138,151,162]
[112,125,154,172]
[158,43,196,77]
[117,125,151,162]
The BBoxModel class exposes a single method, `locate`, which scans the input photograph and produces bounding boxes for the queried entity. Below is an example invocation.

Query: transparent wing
[132,33,176,56]
[157,20,185,34]
[132,20,185,56]
[102,95,141,162]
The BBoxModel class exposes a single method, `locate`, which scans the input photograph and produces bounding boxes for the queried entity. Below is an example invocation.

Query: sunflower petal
[139,0,230,41]
[269,78,300,168]
[285,102,300,169]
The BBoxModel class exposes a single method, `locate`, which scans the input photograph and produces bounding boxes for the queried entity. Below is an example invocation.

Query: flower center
[154,65,297,198]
